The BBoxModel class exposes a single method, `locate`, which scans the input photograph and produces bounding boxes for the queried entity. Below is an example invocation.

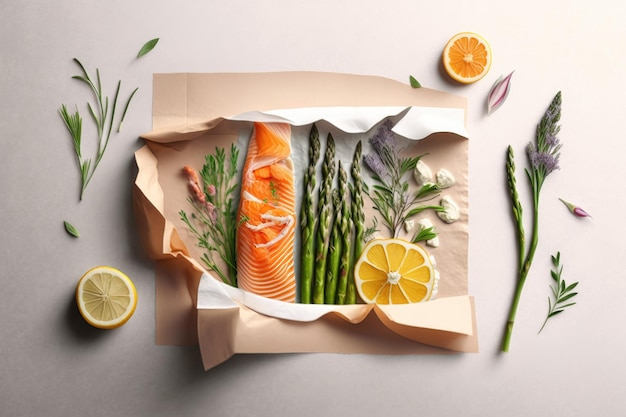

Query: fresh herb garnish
[63,221,80,238]
[412,225,437,243]
[179,145,240,287]
[59,58,138,200]
[409,75,422,88]
[539,252,578,334]
[363,120,441,238]
[137,38,159,58]
[501,91,563,352]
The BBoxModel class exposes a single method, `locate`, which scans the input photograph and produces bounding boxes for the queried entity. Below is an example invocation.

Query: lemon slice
[355,238,438,304]
[76,266,137,329]
[442,32,492,84]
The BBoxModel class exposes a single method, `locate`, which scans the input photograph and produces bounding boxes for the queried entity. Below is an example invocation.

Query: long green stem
[502,180,541,352]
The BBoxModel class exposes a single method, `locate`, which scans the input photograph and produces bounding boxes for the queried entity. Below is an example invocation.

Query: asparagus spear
[347,141,364,304]
[325,164,346,304]
[299,125,321,303]
[312,133,336,304]
[336,165,352,305]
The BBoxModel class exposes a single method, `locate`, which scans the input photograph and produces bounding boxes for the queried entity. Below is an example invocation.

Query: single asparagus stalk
[325,164,346,304]
[336,167,352,305]
[312,133,336,304]
[299,124,321,303]
[346,141,364,304]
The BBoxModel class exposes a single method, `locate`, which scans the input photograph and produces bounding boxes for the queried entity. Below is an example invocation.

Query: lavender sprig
[502,91,562,352]
[363,120,441,238]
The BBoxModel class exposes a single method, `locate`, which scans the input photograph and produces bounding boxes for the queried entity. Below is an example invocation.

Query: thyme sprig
[539,252,578,334]
[363,120,442,238]
[59,58,138,200]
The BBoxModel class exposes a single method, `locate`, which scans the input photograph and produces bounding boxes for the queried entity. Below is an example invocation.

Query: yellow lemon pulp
[76,266,137,329]
[442,32,492,84]
[355,238,437,304]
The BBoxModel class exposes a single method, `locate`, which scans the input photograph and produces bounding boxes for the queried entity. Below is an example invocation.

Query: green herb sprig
[539,252,578,334]
[179,145,240,287]
[363,120,442,238]
[59,58,138,200]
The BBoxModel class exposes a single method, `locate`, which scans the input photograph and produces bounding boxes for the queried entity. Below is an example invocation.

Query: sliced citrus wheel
[442,32,492,84]
[355,238,438,304]
[76,266,138,329]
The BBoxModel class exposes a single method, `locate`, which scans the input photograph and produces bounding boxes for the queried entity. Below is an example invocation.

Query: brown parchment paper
[134,72,478,370]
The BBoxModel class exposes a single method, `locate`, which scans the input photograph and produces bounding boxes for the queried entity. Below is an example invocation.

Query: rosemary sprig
[60,58,138,200]
[539,252,578,334]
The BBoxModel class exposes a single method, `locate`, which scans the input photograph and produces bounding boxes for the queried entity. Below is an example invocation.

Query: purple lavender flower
[527,143,560,175]
[370,120,397,155]
[363,153,390,183]
[526,91,562,188]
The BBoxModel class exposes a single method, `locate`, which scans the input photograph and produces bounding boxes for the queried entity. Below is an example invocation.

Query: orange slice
[442,32,492,84]
[76,266,138,329]
[354,238,438,304]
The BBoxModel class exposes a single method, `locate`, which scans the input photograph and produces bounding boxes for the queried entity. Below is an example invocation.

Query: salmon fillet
[236,122,296,302]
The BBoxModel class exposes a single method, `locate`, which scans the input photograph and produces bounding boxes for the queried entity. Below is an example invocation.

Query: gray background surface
[1,1,622,416]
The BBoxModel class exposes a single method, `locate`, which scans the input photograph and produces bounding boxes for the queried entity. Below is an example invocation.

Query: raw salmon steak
[237,122,296,302]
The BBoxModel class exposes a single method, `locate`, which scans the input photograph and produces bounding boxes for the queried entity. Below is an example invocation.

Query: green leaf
[558,292,578,303]
[137,38,159,58]
[409,75,421,88]
[118,87,138,132]
[412,226,438,243]
[63,221,80,238]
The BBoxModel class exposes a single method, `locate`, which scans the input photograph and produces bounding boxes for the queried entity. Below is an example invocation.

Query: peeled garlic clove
[414,160,433,186]
[436,168,455,189]
[437,196,460,224]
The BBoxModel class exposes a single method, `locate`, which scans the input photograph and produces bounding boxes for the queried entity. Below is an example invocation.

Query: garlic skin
[413,160,434,186]
[436,168,455,189]
[487,71,514,114]
[429,258,440,300]
[437,196,460,224]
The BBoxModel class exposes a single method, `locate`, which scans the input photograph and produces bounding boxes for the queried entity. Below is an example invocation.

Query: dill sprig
[363,120,442,238]
[179,145,240,287]
[59,58,138,200]
[502,91,563,352]
[539,252,578,334]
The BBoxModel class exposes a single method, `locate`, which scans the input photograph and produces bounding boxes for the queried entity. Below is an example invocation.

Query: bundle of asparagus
[300,125,364,305]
